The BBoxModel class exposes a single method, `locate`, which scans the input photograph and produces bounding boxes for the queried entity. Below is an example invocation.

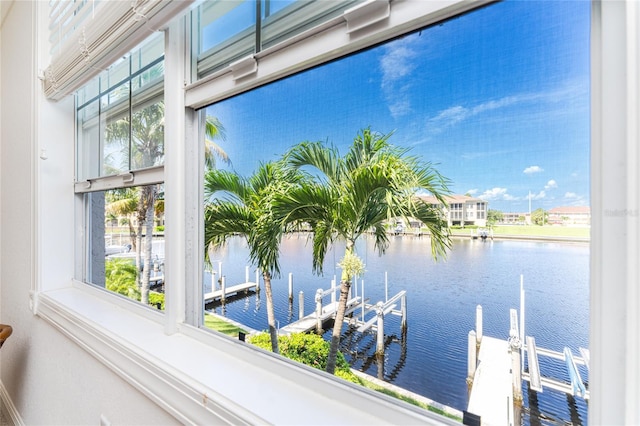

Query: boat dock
[466,336,514,426]
[280,297,362,334]
[204,266,261,304]
[280,276,406,345]
[204,281,259,304]
[465,276,589,425]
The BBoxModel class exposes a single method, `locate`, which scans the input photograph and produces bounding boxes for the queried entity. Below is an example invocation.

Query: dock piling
[511,342,523,403]
[468,330,477,383]
[221,276,226,303]
[376,302,384,354]
[384,271,389,301]
[361,279,365,322]
[509,308,523,403]
[298,291,304,320]
[289,273,294,302]
[476,305,483,345]
[315,289,323,333]
[401,293,407,330]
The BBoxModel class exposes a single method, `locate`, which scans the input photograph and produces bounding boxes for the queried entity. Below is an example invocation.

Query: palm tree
[205,115,230,170]
[275,128,451,374]
[204,162,300,353]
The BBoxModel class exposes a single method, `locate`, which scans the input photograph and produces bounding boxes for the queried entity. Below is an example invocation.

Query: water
[206,234,589,424]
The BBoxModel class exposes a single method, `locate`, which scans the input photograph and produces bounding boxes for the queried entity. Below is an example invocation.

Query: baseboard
[0,381,23,426]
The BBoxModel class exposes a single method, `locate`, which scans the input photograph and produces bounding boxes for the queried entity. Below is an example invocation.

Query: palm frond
[204,169,248,203]
[204,203,254,265]
[204,115,230,169]
[284,141,342,183]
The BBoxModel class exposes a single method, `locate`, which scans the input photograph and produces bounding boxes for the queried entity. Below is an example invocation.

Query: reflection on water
[206,234,589,424]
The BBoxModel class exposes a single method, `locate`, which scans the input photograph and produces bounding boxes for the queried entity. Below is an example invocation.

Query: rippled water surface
[206,235,589,424]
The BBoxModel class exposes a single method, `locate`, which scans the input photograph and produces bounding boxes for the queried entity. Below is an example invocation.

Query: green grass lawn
[204,313,247,337]
[451,225,590,239]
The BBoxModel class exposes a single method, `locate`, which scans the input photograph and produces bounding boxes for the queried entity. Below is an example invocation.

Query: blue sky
[205,0,590,213]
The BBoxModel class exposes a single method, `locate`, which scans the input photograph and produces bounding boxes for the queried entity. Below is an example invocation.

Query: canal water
[206,235,589,424]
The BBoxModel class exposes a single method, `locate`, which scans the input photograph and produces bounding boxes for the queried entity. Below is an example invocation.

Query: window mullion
[164,16,201,333]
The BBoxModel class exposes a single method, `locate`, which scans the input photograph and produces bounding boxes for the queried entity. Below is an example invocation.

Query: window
[191,1,590,423]
[75,33,166,309]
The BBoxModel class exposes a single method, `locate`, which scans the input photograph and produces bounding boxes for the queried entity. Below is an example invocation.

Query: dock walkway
[467,336,514,426]
[204,282,258,303]
[280,297,361,335]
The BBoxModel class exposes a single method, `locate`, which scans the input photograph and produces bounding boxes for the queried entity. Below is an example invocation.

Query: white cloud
[478,187,517,201]
[388,99,412,118]
[530,190,546,200]
[466,189,478,195]
[544,179,558,190]
[562,192,588,206]
[426,95,526,134]
[429,106,468,127]
[422,82,588,136]
[471,96,519,115]
[523,166,544,174]
[380,39,418,118]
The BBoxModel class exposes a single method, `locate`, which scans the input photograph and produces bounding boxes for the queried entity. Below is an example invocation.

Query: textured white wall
[0,2,178,424]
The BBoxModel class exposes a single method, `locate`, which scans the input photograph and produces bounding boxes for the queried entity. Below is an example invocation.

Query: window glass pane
[76,75,100,107]
[102,82,131,176]
[201,2,589,424]
[76,33,164,180]
[131,33,164,74]
[260,1,361,50]
[199,0,255,53]
[86,185,166,309]
[132,61,164,94]
[76,99,101,180]
[197,0,256,77]
[104,58,130,91]
[195,0,363,79]
[130,96,165,170]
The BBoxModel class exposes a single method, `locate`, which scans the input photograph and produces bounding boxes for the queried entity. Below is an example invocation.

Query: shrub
[248,332,359,382]
[105,258,139,299]
[106,258,165,310]
[149,292,165,310]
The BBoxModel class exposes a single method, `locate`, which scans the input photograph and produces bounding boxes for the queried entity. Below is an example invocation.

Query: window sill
[35,283,455,424]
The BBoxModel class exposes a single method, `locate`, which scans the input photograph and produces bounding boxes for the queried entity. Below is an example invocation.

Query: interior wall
[0,2,177,424]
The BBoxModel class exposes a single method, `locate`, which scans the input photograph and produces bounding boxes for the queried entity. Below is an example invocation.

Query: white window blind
[43,0,193,101]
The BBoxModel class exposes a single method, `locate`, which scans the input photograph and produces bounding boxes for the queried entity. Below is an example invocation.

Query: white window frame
[31,0,640,424]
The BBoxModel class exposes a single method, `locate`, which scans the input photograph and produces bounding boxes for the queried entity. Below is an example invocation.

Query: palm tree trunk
[263,271,279,354]
[140,201,154,305]
[128,219,137,252]
[135,222,143,288]
[326,279,351,374]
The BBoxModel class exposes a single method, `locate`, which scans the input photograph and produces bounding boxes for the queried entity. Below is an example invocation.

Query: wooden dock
[466,336,515,426]
[204,282,258,303]
[280,297,361,335]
